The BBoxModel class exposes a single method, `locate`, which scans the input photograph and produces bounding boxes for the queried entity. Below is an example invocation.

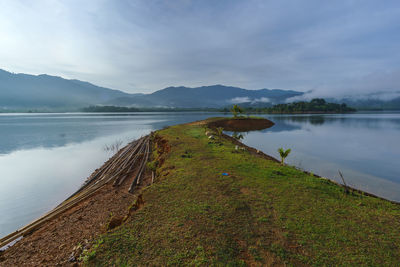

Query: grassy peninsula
[84,118,399,266]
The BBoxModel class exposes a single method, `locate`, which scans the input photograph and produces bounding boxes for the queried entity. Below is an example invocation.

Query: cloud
[229,97,251,103]
[0,0,399,95]
[229,96,271,104]
[296,70,400,100]
[364,92,400,101]
[253,97,271,103]
[286,89,400,102]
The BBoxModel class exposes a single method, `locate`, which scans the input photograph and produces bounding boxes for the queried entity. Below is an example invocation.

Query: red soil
[0,168,151,266]
[207,118,274,132]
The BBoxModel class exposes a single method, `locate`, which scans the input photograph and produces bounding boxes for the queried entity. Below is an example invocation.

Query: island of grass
[84,117,399,266]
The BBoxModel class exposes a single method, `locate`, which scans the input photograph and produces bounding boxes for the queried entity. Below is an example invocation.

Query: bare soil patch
[0,164,151,266]
[207,118,274,132]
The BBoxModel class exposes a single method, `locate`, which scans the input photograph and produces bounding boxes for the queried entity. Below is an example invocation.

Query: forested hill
[243,98,356,113]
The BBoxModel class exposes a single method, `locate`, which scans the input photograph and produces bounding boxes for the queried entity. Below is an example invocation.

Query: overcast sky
[0,0,399,97]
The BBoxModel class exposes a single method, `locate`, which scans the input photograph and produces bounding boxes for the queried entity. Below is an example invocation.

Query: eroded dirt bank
[0,181,149,266]
[0,137,154,266]
[207,117,274,132]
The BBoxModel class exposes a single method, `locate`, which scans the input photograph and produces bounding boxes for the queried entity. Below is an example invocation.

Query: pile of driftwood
[0,134,152,249]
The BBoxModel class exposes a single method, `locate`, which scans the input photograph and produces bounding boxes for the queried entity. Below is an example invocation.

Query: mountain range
[0,69,303,111]
[1,69,399,111]
[104,85,303,108]
[0,69,131,110]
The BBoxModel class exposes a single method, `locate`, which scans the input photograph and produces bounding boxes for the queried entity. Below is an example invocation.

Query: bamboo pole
[128,139,150,193]
[0,134,151,249]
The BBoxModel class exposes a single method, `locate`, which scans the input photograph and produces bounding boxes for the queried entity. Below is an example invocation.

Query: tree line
[225,99,356,114]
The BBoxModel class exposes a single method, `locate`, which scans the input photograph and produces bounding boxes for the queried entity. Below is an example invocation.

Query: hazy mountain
[318,91,400,110]
[335,96,400,110]
[3,69,398,111]
[0,70,303,110]
[0,69,132,111]
[105,85,304,108]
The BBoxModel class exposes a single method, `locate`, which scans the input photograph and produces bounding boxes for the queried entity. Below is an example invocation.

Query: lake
[0,112,399,238]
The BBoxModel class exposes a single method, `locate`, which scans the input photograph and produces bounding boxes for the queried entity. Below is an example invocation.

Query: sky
[0,0,399,97]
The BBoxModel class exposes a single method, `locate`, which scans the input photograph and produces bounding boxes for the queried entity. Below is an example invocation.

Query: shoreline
[208,117,400,205]
[0,136,153,264]
[223,131,400,206]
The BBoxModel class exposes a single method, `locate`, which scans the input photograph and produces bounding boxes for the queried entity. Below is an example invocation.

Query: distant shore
[2,105,400,114]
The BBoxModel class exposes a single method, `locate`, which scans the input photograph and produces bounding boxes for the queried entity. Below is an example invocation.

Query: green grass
[85,119,400,266]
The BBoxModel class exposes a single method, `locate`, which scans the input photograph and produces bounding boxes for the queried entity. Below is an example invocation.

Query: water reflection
[0,112,225,155]
[267,113,400,130]
[273,115,327,125]
[236,113,400,202]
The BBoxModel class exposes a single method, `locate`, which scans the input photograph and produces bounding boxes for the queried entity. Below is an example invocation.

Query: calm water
[235,112,400,202]
[0,112,399,238]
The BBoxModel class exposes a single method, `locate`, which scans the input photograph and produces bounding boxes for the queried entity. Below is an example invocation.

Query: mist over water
[0,112,399,238]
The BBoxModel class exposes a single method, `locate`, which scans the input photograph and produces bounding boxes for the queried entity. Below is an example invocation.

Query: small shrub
[230,104,243,118]
[146,160,158,171]
[103,139,123,153]
[278,148,291,165]
[216,127,224,138]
